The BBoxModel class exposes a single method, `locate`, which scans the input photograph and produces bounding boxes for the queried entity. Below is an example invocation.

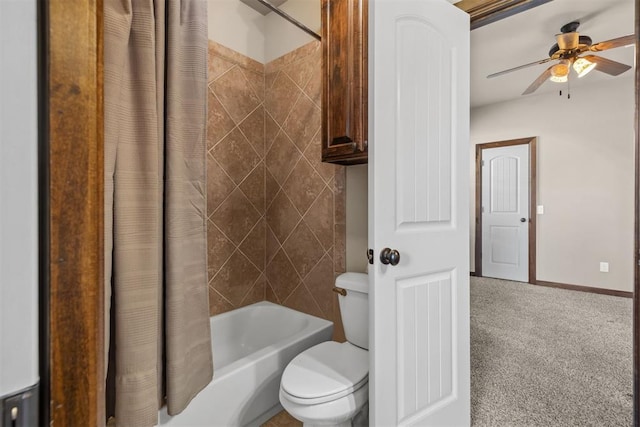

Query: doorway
[475,137,537,284]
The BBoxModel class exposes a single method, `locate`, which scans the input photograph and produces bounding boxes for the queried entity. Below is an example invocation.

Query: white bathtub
[159,301,333,426]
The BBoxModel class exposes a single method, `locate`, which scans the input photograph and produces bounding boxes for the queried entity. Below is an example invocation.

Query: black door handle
[380,248,400,266]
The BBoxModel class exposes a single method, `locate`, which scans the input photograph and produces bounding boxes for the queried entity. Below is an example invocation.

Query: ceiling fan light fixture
[573,57,596,77]
[550,60,570,82]
[550,74,568,83]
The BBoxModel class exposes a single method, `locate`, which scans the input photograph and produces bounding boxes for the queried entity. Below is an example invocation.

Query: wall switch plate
[537,205,544,214]
[600,262,609,273]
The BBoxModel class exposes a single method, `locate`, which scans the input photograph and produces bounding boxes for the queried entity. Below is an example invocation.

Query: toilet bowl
[279,273,369,427]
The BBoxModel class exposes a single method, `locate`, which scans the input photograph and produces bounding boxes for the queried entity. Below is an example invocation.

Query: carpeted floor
[471,277,633,426]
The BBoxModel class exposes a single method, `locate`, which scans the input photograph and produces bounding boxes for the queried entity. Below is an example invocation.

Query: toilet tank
[336,272,369,350]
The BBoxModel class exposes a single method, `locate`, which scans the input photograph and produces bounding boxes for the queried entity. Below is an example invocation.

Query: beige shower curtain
[104,0,213,425]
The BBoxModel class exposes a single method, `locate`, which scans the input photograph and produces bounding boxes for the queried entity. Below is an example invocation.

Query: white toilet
[279,272,369,427]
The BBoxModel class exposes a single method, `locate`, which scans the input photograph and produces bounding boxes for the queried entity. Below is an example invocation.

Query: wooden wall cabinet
[321,0,368,165]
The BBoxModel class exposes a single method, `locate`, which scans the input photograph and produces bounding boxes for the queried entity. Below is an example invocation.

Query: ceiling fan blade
[588,34,635,52]
[584,55,632,76]
[487,58,552,79]
[522,66,553,95]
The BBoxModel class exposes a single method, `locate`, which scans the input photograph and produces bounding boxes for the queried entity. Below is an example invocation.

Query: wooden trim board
[455,0,553,30]
[536,280,633,299]
[46,0,105,425]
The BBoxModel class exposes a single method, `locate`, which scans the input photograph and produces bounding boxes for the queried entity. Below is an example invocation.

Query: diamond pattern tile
[211,66,261,123]
[266,131,302,185]
[266,281,280,304]
[283,284,323,318]
[207,90,236,150]
[282,158,325,215]
[211,188,261,246]
[266,191,301,244]
[242,68,265,102]
[239,162,265,212]
[265,72,302,125]
[206,40,343,335]
[265,112,280,151]
[334,223,346,274]
[212,127,261,185]
[285,54,317,89]
[239,106,265,156]
[207,220,235,278]
[266,224,281,264]
[207,154,235,216]
[303,186,334,251]
[208,286,234,316]
[211,250,261,306]
[304,66,322,107]
[282,94,321,152]
[303,254,335,318]
[208,48,236,82]
[283,221,325,278]
[265,71,278,93]
[240,274,266,307]
[266,249,300,302]
[303,131,336,184]
[265,170,280,209]
[239,219,266,270]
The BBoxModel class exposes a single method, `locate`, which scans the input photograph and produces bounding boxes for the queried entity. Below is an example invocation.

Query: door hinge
[481,206,485,213]
[367,249,374,265]
[481,160,485,167]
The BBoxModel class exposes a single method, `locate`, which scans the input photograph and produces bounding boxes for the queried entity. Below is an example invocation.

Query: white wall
[0,0,40,396]
[208,0,266,63]
[471,77,635,292]
[208,0,320,64]
[346,165,368,273]
[264,0,320,63]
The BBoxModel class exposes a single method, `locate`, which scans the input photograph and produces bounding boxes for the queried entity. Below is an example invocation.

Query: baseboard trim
[535,280,633,298]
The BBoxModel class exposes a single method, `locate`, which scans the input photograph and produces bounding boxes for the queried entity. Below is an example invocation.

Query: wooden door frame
[45,0,105,425]
[44,1,639,426]
[475,137,537,284]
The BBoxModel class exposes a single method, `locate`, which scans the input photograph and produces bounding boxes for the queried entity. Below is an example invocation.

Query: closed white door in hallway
[481,144,529,282]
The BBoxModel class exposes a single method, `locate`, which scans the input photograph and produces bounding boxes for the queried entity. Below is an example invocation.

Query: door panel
[481,145,529,282]
[369,1,470,425]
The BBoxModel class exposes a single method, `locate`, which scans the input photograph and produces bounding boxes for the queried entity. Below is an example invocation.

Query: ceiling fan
[487,21,635,95]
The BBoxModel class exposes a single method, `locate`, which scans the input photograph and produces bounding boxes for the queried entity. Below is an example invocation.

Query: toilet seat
[281,341,369,405]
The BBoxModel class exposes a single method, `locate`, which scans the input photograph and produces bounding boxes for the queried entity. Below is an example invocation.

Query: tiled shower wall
[207,41,267,314]
[207,40,346,340]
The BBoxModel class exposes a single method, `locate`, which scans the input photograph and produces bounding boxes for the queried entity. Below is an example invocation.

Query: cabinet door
[321,0,368,165]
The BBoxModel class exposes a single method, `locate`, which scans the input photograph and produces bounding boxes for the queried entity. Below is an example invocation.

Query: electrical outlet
[537,205,544,215]
[600,262,609,273]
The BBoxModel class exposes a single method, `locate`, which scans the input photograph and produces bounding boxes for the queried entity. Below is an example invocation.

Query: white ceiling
[470,0,635,108]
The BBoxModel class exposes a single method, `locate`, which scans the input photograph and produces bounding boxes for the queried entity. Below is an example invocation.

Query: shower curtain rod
[256,0,321,41]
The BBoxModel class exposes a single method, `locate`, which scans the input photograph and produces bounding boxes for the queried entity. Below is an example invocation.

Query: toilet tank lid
[336,272,369,294]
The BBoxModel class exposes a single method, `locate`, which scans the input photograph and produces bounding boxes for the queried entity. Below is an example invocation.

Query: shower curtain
[104,0,213,425]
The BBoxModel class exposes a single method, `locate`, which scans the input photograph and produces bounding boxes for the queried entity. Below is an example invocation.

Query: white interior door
[369,0,470,425]
[481,145,529,282]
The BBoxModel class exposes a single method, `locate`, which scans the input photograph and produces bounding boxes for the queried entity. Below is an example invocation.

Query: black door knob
[380,248,400,266]
[520,218,527,223]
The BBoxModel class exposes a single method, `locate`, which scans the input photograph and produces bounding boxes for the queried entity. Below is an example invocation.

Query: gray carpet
[471,277,633,426]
